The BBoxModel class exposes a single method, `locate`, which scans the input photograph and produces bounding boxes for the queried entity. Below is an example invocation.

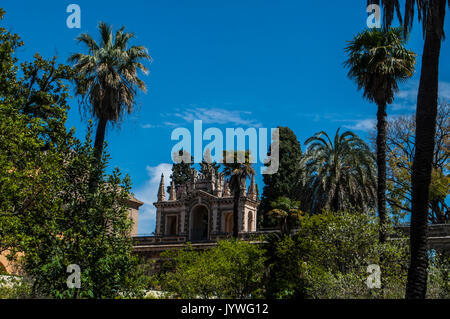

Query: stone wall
[394,224,450,253]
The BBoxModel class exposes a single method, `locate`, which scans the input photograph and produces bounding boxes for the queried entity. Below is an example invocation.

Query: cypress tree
[168,150,193,193]
[259,127,303,228]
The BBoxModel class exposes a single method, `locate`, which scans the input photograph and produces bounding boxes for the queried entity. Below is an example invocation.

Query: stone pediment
[184,190,218,210]
[155,189,257,208]
[186,189,219,200]
[154,189,219,208]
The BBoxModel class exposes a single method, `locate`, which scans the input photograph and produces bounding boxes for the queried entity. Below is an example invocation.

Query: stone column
[180,205,186,234]
[238,202,244,232]
[155,207,161,235]
[212,202,218,234]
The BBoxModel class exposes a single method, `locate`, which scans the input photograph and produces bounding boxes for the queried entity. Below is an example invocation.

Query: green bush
[0,12,150,298]
[265,210,410,299]
[427,252,450,298]
[0,276,33,299]
[157,239,266,299]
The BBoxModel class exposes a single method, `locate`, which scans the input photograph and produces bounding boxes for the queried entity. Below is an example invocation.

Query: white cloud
[165,107,261,127]
[298,113,377,132]
[134,163,172,235]
[344,118,376,132]
[396,80,450,105]
[391,102,416,111]
[162,121,179,127]
[396,81,418,102]
[438,81,450,101]
[297,113,336,122]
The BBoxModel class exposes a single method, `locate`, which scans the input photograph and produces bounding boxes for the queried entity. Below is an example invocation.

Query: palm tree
[68,22,151,170]
[369,0,448,299]
[222,150,255,239]
[300,129,377,214]
[344,27,416,243]
[268,197,303,235]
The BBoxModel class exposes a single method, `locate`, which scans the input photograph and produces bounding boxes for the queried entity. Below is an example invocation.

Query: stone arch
[224,212,233,233]
[190,204,209,241]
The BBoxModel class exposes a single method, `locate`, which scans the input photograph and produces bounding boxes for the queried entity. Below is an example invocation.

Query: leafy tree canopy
[0,10,148,298]
[168,150,193,193]
[300,129,377,214]
[259,127,303,228]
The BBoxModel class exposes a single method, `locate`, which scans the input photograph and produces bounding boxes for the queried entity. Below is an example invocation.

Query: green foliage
[372,1,448,39]
[268,197,303,235]
[222,150,255,238]
[1,110,149,298]
[168,150,193,193]
[19,126,149,299]
[0,276,33,299]
[427,252,450,299]
[157,240,266,299]
[0,9,23,98]
[265,210,410,299]
[0,12,149,298]
[260,127,303,228]
[68,22,151,124]
[68,21,151,175]
[300,130,377,214]
[382,104,449,224]
[344,27,415,106]
[345,27,416,242]
[222,150,255,194]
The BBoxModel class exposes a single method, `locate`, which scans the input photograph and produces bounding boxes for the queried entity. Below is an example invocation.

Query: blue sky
[2,1,450,234]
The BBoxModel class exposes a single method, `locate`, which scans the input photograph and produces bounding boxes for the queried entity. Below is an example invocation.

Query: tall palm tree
[344,27,416,243]
[268,197,303,235]
[222,150,255,239]
[68,22,151,168]
[369,0,448,299]
[300,129,377,215]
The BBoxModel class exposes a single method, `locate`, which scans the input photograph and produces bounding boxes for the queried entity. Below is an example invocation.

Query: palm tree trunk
[376,102,387,243]
[89,117,107,192]
[94,117,107,163]
[406,2,445,299]
[233,180,241,239]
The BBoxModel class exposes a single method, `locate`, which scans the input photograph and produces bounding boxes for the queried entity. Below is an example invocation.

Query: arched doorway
[247,212,254,232]
[190,205,209,241]
[224,212,233,233]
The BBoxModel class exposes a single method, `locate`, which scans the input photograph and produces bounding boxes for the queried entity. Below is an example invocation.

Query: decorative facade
[153,167,259,242]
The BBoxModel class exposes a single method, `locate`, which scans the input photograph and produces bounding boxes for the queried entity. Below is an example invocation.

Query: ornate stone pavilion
[156,168,259,241]
[132,168,260,262]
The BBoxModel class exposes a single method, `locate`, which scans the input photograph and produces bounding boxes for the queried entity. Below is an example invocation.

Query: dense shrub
[157,239,266,299]
[265,210,410,299]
